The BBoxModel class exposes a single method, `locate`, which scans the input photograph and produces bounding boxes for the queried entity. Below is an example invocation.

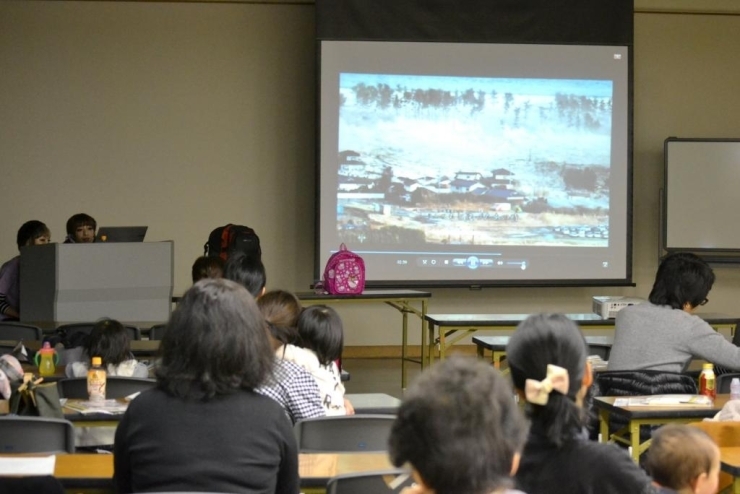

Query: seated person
[389,356,528,494]
[258,290,352,415]
[114,279,298,493]
[0,220,51,321]
[298,305,352,415]
[191,255,225,284]
[645,424,720,494]
[609,252,740,373]
[224,260,323,423]
[65,319,148,378]
[507,313,656,494]
[63,213,96,243]
[223,251,266,298]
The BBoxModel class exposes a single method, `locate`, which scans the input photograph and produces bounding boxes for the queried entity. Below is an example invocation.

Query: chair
[294,415,396,452]
[57,377,156,399]
[148,323,167,340]
[689,420,740,493]
[56,322,141,341]
[717,372,740,394]
[0,416,75,453]
[327,469,415,494]
[593,370,698,446]
[0,322,42,341]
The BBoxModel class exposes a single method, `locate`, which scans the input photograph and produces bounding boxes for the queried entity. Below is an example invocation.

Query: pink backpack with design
[322,243,365,295]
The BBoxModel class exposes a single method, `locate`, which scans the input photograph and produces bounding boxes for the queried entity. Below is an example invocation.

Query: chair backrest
[294,415,396,452]
[0,416,75,453]
[717,372,740,394]
[148,323,167,341]
[0,344,17,356]
[56,322,141,341]
[58,376,156,399]
[327,469,414,494]
[0,322,43,341]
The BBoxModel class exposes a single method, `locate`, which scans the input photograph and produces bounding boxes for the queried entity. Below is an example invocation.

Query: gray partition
[19,242,173,326]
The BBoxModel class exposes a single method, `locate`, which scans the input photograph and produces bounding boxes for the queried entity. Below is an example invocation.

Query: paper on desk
[0,455,55,475]
[613,394,713,407]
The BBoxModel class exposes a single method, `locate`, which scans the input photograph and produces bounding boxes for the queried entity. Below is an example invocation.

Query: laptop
[96,226,148,243]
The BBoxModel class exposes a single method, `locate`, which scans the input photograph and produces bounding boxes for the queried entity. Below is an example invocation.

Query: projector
[592,296,646,319]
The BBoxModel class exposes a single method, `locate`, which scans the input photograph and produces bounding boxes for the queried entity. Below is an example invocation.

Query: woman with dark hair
[65,319,148,378]
[608,252,740,372]
[389,357,528,494]
[64,213,96,243]
[0,220,51,321]
[507,313,655,494]
[114,279,299,494]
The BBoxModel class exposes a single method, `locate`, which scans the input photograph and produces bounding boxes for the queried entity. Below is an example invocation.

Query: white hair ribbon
[524,364,570,405]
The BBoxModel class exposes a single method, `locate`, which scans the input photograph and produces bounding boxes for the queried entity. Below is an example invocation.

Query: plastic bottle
[731,378,740,401]
[699,363,716,401]
[87,356,107,402]
[34,342,58,376]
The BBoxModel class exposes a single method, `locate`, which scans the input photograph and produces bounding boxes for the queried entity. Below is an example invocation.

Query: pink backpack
[322,243,365,295]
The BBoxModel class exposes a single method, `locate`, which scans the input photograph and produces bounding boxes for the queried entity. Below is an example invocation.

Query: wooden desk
[473,334,613,368]
[3,452,394,493]
[296,290,431,389]
[720,446,740,494]
[594,394,727,463]
[425,312,739,364]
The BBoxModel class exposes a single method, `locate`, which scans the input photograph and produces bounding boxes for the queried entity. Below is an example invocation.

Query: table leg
[476,345,484,359]
[599,409,609,444]
[629,420,641,463]
[401,308,408,390]
[421,300,428,369]
[427,320,436,367]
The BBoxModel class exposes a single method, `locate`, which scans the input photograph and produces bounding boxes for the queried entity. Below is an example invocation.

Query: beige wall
[1,1,740,346]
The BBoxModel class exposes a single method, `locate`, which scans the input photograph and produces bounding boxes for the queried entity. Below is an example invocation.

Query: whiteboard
[664,139,740,251]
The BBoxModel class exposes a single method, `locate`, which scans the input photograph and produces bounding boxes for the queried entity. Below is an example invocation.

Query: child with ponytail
[507,313,656,494]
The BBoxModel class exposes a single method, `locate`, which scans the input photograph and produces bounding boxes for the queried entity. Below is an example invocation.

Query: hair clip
[524,364,569,405]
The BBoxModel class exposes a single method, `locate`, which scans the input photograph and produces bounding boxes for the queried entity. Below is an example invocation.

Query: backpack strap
[219,224,233,261]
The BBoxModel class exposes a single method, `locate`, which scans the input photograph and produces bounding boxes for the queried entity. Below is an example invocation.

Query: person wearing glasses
[608,252,740,373]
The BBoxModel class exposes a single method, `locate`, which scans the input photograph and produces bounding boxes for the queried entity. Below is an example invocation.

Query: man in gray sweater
[608,253,740,373]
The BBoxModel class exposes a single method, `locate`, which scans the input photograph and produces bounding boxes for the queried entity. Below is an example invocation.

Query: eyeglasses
[699,298,709,306]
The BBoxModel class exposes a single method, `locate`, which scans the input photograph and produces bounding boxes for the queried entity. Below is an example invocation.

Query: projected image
[336,73,612,248]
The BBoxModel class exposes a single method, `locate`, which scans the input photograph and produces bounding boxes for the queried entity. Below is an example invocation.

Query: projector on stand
[592,296,646,319]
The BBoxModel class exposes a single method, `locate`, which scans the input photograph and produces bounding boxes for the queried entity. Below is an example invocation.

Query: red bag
[322,244,365,295]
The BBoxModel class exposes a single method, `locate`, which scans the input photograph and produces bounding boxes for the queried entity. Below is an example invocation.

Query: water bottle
[731,378,740,401]
[34,342,58,376]
[87,356,107,402]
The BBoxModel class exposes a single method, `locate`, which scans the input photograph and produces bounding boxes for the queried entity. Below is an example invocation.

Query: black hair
[191,255,225,284]
[389,356,528,494]
[223,251,266,298]
[649,252,715,309]
[16,220,50,249]
[646,424,717,491]
[155,278,274,400]
[85,319,132,367]
[65,213,97,236]
[297,305,344,366]
[506,313,588,447]
[257,290,302,346]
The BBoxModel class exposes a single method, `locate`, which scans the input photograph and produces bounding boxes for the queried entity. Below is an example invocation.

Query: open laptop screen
[96,226,148,243]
